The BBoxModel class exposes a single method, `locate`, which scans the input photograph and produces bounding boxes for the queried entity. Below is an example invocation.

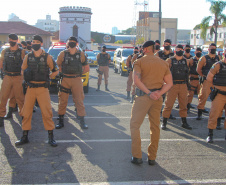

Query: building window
[219,33,222,38]
[191,34,193,39]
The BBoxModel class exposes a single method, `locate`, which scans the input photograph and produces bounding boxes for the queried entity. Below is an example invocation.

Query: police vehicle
[85,50,98,66]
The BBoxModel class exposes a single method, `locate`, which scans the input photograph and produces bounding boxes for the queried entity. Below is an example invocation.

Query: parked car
[85,50,98,66]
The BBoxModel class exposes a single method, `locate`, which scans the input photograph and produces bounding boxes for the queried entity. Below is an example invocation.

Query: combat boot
[0,117,4,127]
[126,91,130,99]
[48,130,57,147]
[196,109,202,120]
[4,107,13,119]
[56,115,64,129]
[206,129,213,143]
[169,114,176,120]
[181,117,192,130]
[79,116,88,129]
[187,103,191,112]
[216,117,222,130]
[161,118,168,130]
[15,130,29,146]
[130,95,135,103]
[105,84,110,91]
[202,108,209,113]
[96,85,100,91]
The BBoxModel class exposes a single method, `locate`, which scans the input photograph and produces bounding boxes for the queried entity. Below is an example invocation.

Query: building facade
[35,15,59,32]
[59,6,92,49]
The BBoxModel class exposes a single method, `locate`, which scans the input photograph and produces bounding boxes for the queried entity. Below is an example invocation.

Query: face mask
[164,45,170,51]
[176,50,184,56]
[134,51,138,54]
[69,42,76,48]
[32,44,41,51]
[155,45,160,50]
[185,49,190,53]
[196,52,202,58]
[102,49,106,52]
[9,41,17,47]
[27,46,32,50]
[210,49,216,54]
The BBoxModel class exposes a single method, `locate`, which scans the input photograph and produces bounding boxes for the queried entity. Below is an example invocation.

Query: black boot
[206,129,213,143]
[161,118,168,130]
[4,107,13,119]
[15,130,29,146]
[169,114,176,120]
[196,109,202,120]
[187,103,191,112]
[35,100,39,107]
[48,130,57,147]
[12,104,18,112]
[79,116,88,129]
[105,84,110,91]
[96,85,100,91]
[56,115,64,129]
[0,117,4,127]
[130,95,135,103]
[181,117,192,130]
[216,118,222,130]
[202,108,209,113]
[175,104,179,109]
[126,91,130,99]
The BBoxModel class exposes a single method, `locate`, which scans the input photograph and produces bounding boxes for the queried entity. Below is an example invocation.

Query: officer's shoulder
[2,47,10,53]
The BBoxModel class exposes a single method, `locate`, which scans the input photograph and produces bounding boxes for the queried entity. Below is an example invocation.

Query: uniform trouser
[197,80,213,110]
[21,86,54,130]
[58,77,86,116]
[162,84,188,118]
[130,95,163,160]
[0,75,24,117]
[126,72,133,92]
[9,91,17,108]
[187,79,201,104]
[97,66,109,85]
[208,94,226,129]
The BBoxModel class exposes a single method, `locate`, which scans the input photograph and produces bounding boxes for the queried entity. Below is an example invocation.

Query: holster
[135,88,161,97]
[59,85,71,94]
[210,87,218,101]
[199,76,206,85]
[96,67,103,75]
[0,69,4,79]
[22,81,27,95]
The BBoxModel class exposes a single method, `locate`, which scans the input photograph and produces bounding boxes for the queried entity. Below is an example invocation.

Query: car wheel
[114,64,118,73]
[83,81,89,93]
[120,65,124,76]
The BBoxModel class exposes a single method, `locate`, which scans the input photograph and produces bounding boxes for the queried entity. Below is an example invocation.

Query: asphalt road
[0,67,226,185]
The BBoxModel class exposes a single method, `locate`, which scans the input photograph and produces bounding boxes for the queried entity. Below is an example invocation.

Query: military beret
[176,44,184,49]
[134,47,138,50]
[21,41,27,46]
[209,43,216,47]
[164,39,171,44]
[26,41,31,45]
[143,40,155,48]
[32,35,43,43]
[68,36,78,42]
[196,47,202,52]
[8,33,18,40]
[102,45,106,49]
[185,44,191,48]
[155,40,160,44]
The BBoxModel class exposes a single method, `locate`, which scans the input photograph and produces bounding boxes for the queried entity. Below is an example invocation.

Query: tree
[200,0,226,44]
[114,40,123,44]
[118,27,136,35]
[136,37,144,45]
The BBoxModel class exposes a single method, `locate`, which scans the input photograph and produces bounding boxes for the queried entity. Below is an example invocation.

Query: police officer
[126,47,139,99]
[162,44,192,130]
[15,35,59,147]
[206,55,226,143]
[196,43,220,120]
[55,36,89,130]
[21,41,27,50]
[96,46,111,91]
[130,40,173,165]
[26,41,32,52]
[154,40,161,54]
[183,44,193,59]
[187,48,202,111]
[0,34,25,126]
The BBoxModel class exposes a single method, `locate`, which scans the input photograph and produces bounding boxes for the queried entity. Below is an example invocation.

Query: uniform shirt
[126,54,133,68]
[131,53,139,64]
[22,49,58,83]
[197,54,218,76]
[189,57,199,77]
[133,54,171,90]
[0,46,26,70]
[209,62,226,91]
[96,52,111,63]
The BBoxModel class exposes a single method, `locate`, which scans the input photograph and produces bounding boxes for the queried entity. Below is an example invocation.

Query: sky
[0,0,225,34]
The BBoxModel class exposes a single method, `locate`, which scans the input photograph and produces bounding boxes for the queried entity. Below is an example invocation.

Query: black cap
[143,40,155,48]
[176,44,184,49]
[68,36,78,42]
[32,35,43,43]
[196,47,202,52]
[18,43,22,47]
[26,41,31,45]
[209,43,216,47]
[164,39,171,44]
[21,41,27,46]
[155,40,160,44]
[134,47,138,50]
[102,45,106,49]
[8,33,18,40]
[185,44,191,48]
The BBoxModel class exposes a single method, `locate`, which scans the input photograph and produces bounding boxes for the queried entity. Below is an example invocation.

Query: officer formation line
[0,34,225,166]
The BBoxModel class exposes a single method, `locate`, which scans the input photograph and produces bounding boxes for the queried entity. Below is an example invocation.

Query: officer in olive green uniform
[162,44,192,130]
[56,36,89,130]
[206,56,226,143]
[130,40,173,165]
[196,43,220,120]
[0,34,25,126]
[15,35,59,147]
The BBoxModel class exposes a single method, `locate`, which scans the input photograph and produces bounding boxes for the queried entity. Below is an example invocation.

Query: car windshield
[122,49,133,57]
[86,51,96,57]
[48,48,65,61]
[107,51,114,57]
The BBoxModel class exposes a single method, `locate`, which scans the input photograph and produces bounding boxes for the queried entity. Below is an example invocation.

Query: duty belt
[59,85,71,94]
[217,89,226,95]
[189,77,199,80]
[136,88,161,97]
[173,81,186,84]
[4,72,21,76]
[27,82,49,88]
[63,74,81,78]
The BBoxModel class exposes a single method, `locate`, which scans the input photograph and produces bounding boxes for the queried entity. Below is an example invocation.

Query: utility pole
[159,0,161,45]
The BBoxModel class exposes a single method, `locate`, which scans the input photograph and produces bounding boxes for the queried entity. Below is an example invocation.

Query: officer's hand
[149,91,159,100]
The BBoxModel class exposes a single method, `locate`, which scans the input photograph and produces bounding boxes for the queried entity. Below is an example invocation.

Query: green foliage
[92,35,102,44]
[118,27,136,35]
[136,37,144,45]
[115,40,123,44]
[193,24,201,30]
